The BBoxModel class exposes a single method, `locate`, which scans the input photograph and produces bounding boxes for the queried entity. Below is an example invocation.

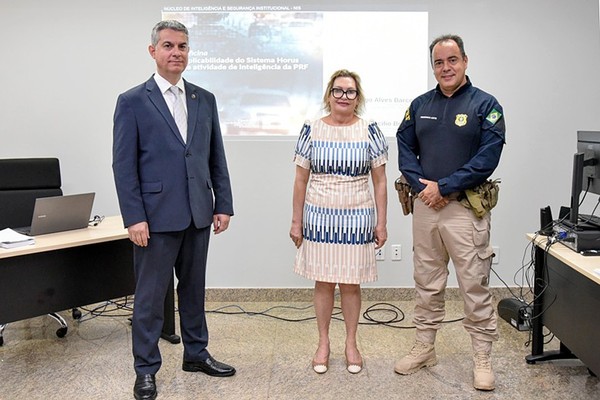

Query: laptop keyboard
[13,226,32,235]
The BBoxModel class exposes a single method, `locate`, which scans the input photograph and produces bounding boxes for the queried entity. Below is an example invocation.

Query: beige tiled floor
[0,292,598,400]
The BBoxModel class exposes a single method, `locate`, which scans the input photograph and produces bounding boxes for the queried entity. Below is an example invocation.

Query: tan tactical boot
[394,341,437,375]
[473,351,495,391]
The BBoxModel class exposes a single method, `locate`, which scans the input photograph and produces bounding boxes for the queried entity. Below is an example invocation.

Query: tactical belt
[395,177,500,218]
[459,179,501,218]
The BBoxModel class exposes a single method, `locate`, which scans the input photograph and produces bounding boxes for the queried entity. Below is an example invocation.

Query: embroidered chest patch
[455,114,467,127]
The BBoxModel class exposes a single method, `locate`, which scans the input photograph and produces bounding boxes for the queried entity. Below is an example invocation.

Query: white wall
[1,0,600,288]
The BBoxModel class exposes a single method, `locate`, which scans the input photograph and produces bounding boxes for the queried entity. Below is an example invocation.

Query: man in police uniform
[395,34,505,391]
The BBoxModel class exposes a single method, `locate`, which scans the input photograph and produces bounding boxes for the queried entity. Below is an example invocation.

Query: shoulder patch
[404,108,411,121]
[486,109,502,125]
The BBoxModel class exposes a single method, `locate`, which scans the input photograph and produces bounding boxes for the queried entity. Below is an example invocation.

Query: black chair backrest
[0,158,62,229]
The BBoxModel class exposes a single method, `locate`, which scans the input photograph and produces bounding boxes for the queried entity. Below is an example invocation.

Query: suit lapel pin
[191,93,197,100]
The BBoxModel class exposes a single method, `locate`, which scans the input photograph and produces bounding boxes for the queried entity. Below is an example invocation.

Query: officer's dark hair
[429,34,466,65]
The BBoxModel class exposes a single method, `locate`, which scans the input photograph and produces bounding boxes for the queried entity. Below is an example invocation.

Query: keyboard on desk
[579,213,600,228]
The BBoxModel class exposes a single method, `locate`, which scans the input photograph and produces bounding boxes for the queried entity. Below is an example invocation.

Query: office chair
[0,158,81,346]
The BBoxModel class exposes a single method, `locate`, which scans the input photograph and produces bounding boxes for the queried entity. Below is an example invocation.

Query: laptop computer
[15,192,95,236]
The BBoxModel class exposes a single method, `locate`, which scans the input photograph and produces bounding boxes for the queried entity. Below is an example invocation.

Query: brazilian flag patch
[486,109,502,125]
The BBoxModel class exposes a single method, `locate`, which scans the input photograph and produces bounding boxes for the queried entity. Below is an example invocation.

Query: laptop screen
[25,193,95,236]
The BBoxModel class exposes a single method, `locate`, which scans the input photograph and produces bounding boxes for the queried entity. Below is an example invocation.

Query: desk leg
[161,274,181,344]
[526,342,577,364]
[525,244,576,364]
[527,244,545,360]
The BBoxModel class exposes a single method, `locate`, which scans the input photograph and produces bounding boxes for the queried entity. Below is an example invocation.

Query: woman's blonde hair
[322,69,365,115]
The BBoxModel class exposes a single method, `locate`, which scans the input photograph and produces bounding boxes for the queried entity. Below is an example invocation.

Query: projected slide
[163,6,428,136]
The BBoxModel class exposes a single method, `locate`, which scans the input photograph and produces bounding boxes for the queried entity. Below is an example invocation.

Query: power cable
[206,302,464,329]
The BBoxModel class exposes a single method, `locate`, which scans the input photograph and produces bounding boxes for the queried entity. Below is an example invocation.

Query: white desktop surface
[528,233,600,285]
[0,215,128,259]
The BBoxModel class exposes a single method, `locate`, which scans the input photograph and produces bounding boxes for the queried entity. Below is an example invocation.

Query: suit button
[186,152,192,157]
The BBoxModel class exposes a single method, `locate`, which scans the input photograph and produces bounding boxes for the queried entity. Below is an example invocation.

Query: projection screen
[162,5,428,136]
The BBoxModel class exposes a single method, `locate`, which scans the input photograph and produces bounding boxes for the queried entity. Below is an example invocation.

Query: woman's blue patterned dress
[293,118,388,284]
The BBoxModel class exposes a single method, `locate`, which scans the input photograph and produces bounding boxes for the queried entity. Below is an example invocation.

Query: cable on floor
[75,296,134,323]
[75,299,465,329]
[206,302,464,329]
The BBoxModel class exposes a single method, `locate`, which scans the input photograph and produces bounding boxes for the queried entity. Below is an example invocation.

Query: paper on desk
[0,228,35,248]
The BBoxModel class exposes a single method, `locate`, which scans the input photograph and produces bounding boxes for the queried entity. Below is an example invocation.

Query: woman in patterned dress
[290,69,388,374]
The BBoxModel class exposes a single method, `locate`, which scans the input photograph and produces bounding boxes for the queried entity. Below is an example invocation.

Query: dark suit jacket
[113,76,233,232]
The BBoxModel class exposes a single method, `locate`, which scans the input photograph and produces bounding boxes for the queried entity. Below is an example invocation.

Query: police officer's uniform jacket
[397,76,505,196]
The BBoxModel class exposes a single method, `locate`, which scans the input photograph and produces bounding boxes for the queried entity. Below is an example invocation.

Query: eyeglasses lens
[331,88,357,100]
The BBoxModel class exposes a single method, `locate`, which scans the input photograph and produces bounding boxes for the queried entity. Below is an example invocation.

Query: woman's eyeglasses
[330,88,358,100]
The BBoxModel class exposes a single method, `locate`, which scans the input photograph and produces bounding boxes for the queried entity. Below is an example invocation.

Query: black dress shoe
[182,355,236,377]
[133,374,157,400]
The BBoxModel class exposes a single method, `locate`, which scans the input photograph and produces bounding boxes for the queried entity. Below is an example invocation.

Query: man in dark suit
[112,20,235,400]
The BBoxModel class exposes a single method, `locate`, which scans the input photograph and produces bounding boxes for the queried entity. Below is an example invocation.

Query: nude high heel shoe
[345,349,363,374]
[312,350,330,374]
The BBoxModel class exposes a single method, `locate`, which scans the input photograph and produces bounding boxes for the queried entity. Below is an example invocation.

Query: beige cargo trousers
[411,198,498,349]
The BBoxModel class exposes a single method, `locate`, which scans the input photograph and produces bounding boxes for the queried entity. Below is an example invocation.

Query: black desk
[0,216,179,344]
[526,234,600,376]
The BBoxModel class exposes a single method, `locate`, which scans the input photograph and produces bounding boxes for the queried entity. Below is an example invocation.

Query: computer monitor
[569,152,585,225]
[578,130,600,195]
[568,131,600,227]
